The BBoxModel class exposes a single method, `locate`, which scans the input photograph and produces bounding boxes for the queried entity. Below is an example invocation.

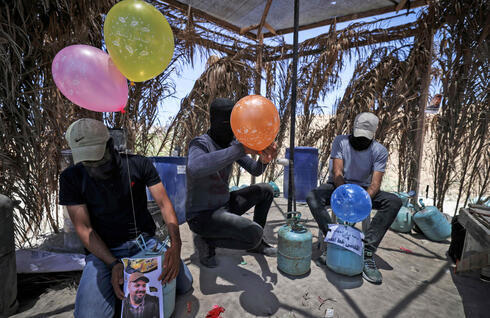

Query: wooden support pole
[256,0,274,40]
[413,5,434,200]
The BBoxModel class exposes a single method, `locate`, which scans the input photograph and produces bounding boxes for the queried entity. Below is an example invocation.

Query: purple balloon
[52,45,128,112]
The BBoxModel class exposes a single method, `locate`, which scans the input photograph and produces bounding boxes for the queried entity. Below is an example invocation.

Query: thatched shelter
[1,0,488,246]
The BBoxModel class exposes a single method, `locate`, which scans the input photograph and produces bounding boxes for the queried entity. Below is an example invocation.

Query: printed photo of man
[122,272,160,318]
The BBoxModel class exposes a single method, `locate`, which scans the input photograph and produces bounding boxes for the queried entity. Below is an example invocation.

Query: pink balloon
[52,45,128,112]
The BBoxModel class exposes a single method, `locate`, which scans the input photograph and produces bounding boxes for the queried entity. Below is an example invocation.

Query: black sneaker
[247,240,277,256]
[193,234,217,268]
[362,250,382,284]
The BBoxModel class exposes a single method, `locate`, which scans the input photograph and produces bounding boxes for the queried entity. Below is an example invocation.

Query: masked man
[186,98,279,268]
[306,112,401,284]
[59,119,193,317]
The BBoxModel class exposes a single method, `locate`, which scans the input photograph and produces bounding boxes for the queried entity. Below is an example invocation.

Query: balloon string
[121,110,139,239]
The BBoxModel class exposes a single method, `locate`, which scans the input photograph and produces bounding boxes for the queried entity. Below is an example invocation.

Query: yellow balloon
[104,0,174,82]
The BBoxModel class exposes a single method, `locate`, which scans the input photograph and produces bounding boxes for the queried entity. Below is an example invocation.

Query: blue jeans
[74,236,193,318]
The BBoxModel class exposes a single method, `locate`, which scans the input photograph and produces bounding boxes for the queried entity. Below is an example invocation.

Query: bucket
[147,157,187,224]
[284,147,318,202]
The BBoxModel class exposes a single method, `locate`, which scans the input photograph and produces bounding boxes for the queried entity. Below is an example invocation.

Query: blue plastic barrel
[146,157,187,224]
[284,147,318,202]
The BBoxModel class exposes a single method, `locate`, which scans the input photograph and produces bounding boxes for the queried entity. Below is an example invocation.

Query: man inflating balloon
[306,112,402,284]
[186,96,279,267]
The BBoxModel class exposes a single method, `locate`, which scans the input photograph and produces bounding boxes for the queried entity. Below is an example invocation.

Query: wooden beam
[262,0,427,37]
[240,23,259,35]
[256,0,273,39]
[160,0,258,40]
[264,22,277,35]
[413,4,434,201]
[396,0,409,12]
[263,22,419,61]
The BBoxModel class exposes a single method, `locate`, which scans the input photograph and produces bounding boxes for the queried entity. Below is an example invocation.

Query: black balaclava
[208,98,235,148]
[349,135,373,151]
[82,138,120,180]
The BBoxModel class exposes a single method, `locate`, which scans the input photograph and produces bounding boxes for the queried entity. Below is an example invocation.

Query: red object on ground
[400,247,413,253]
[187,301,192,313]
[206,305,225,318]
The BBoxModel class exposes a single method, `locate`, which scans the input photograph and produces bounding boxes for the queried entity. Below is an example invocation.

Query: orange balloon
[231,95,280,151]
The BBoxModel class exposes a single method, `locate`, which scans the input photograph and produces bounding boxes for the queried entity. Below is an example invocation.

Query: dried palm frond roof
[156,0,430,63]
[159,0,427,39]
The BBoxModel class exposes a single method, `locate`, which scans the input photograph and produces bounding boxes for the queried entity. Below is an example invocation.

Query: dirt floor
[11,198,489,318]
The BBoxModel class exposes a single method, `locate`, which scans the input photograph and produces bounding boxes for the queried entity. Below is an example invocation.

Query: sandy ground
[11,198,489,318]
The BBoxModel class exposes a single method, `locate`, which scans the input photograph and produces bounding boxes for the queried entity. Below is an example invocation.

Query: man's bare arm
[332,158,345,188]
[67,204,116,265]
[67,204,125,299]
[367,171,384,199]
[148,183,181,284]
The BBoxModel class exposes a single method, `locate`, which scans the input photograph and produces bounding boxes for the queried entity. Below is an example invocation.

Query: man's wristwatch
[108,259,122,270]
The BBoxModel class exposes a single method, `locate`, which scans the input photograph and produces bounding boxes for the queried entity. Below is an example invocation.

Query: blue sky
[158,7,424,124]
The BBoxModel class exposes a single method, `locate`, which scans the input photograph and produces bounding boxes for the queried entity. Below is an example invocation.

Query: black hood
[208,98,235,148]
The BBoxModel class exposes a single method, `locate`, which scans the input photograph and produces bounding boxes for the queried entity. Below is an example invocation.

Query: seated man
[59,118,193,318]
[186,98,278,268]
[306,112,401,284]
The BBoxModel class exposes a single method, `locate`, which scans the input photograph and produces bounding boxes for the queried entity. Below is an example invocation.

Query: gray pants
[188,183,274,250]
[306,183,401,252]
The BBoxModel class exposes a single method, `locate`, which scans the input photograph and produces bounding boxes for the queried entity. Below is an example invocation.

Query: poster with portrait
[121,256,163,318]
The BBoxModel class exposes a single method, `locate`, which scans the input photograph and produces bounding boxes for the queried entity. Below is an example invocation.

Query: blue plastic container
[326,242,364,276]
[390,206,414,233]
[277,213,312,275]
[146,157,187,224]
[284,147,318,202]
[413,206,451,241]
[131,250,176,318]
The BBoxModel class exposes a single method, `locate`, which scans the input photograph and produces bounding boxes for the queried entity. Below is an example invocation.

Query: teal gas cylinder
[269,181,281,197]
[390,206,414,233]
[413,206,451,241]
[326,225,364,276]
[128,236,176,318]
[277,212,312,275]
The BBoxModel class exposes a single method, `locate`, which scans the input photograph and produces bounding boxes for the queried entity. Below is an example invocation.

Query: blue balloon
[331,184,372,223]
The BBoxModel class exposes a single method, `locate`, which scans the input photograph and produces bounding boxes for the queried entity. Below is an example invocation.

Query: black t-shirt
[59,154,161,248]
